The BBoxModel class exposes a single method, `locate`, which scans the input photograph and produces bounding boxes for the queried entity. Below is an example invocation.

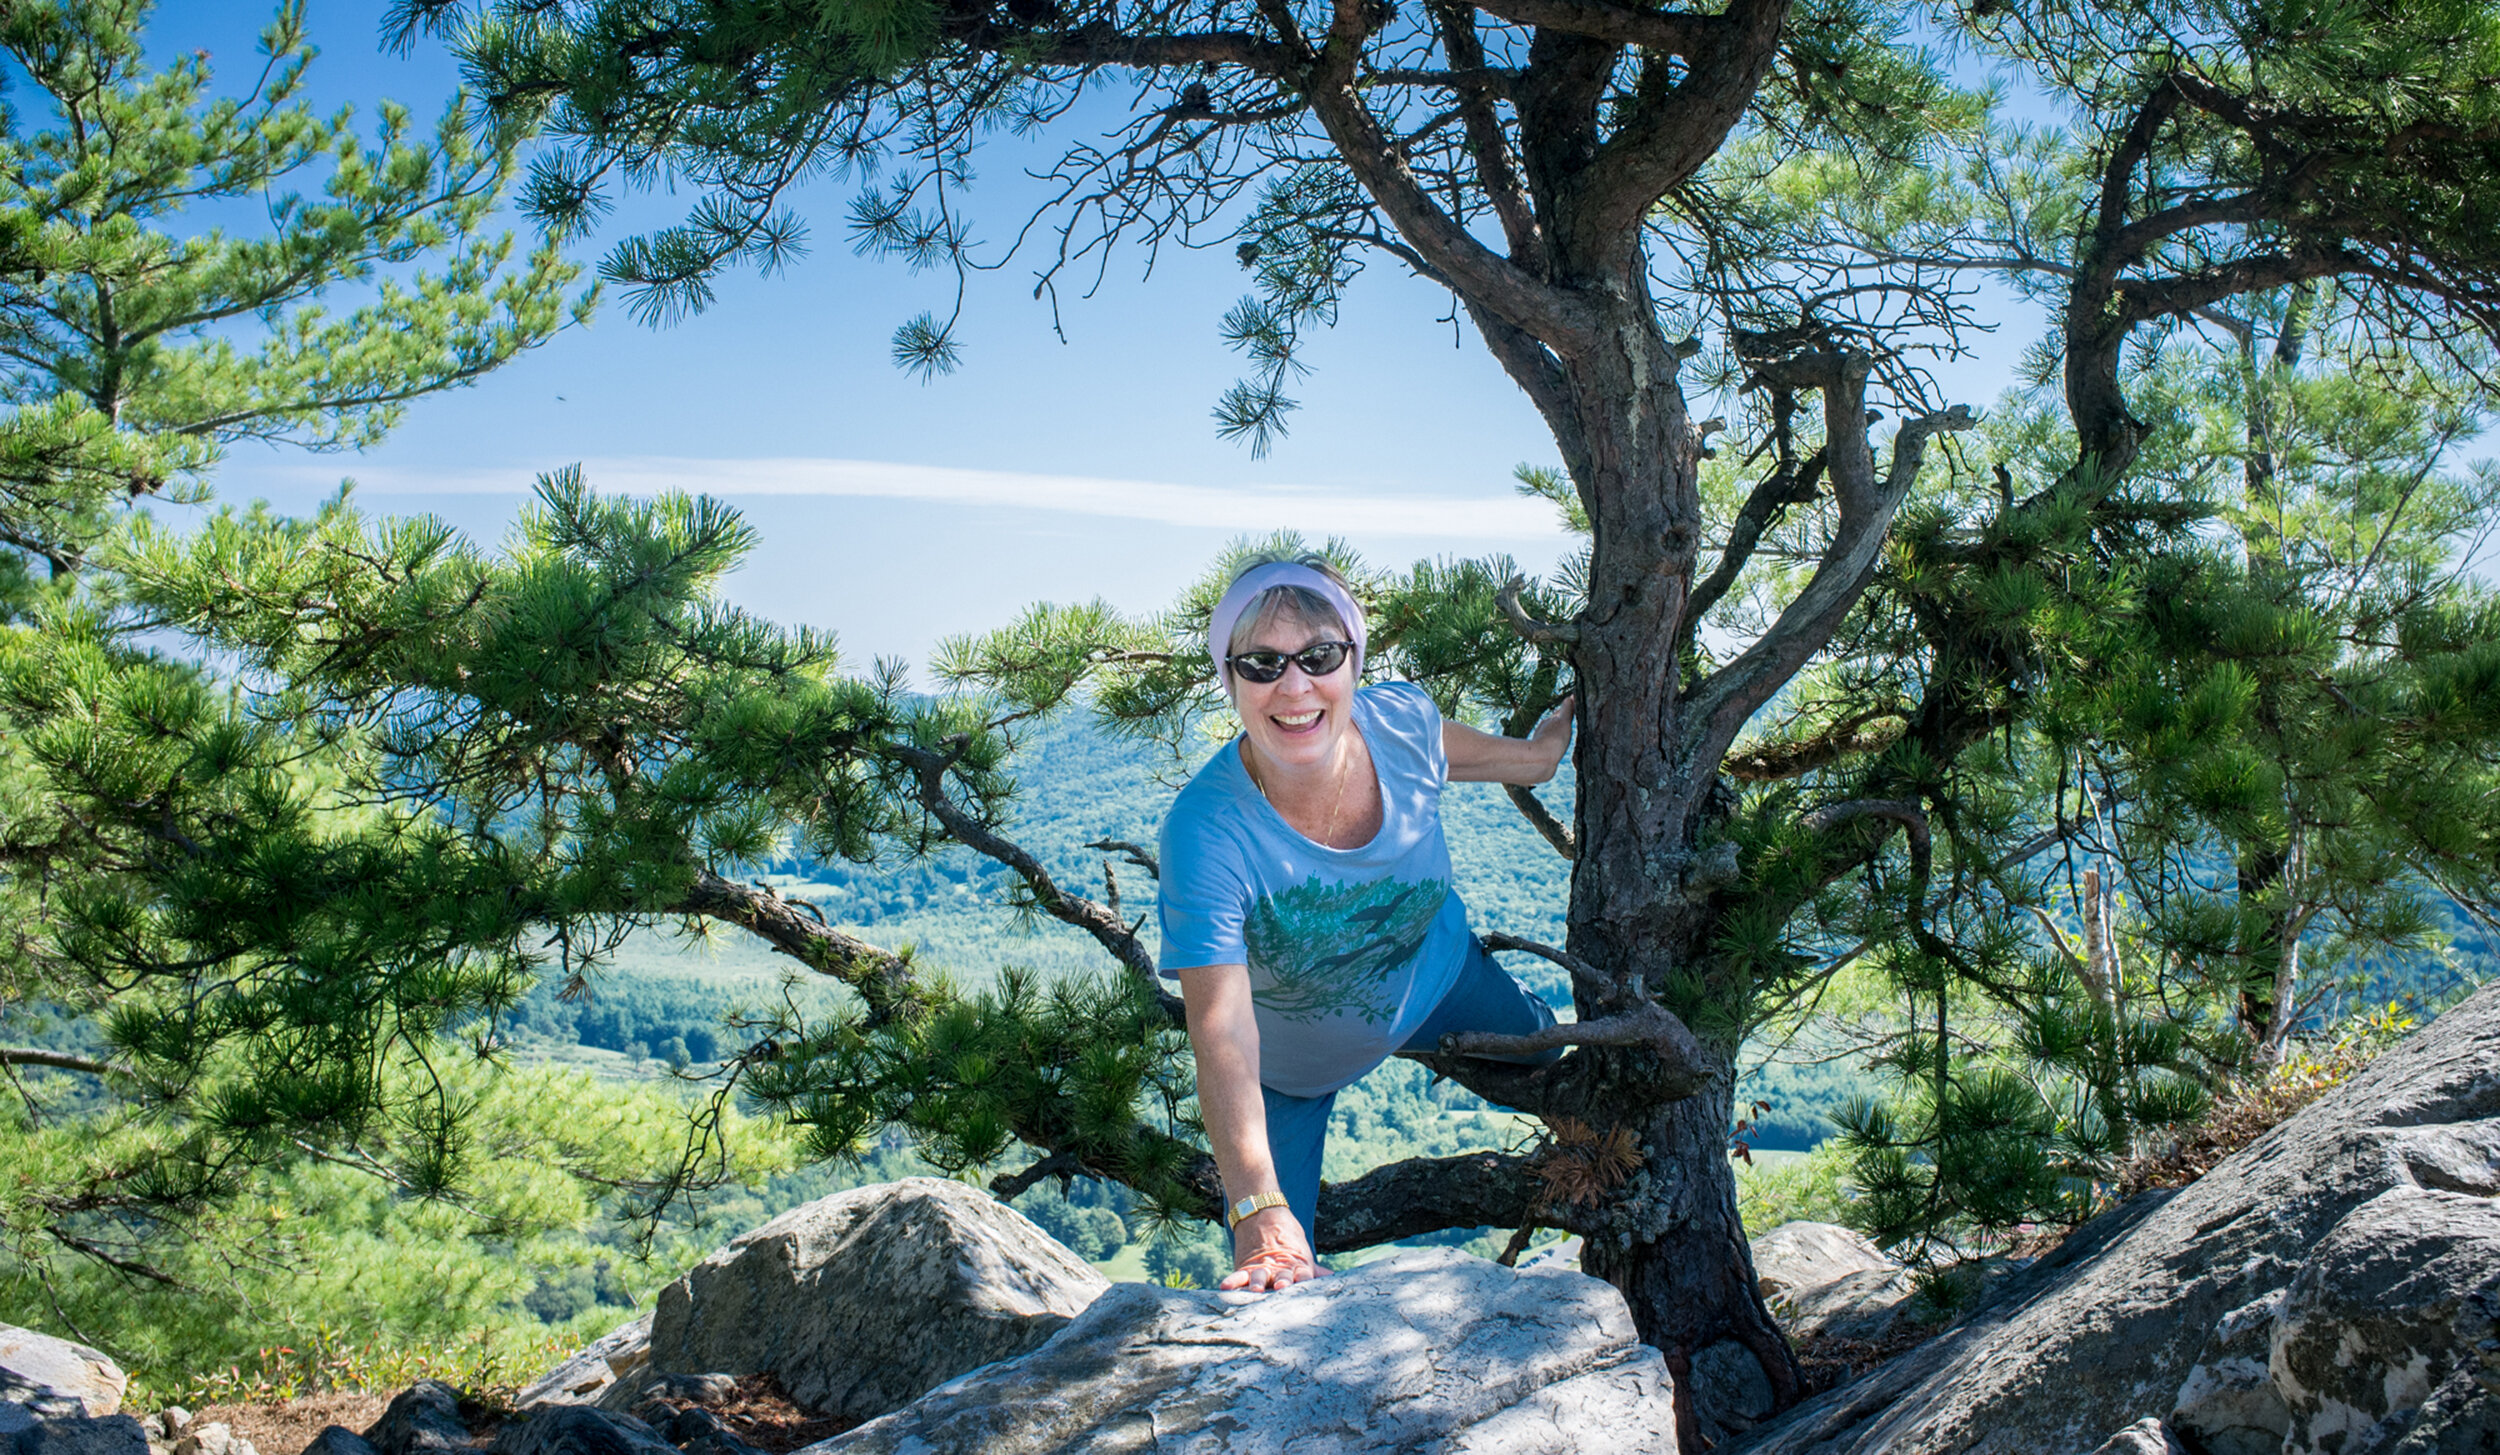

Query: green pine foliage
[0,0,587,597]
[0,0,594,1304]
[0,1057,794,1399]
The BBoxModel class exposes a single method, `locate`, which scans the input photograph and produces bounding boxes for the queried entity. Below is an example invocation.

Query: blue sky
[156,0,2035,675]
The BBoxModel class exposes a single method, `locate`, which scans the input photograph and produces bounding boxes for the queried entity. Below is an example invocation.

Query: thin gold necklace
[1245,736,1352,845]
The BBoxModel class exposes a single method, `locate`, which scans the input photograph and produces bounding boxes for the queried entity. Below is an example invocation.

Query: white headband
[1207,562,1366,691]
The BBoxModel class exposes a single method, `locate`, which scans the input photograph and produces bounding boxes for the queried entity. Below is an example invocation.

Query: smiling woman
[1156,553,1576,1291]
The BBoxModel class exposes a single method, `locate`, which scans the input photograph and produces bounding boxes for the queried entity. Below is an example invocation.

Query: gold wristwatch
[1225,1190,1291,1229]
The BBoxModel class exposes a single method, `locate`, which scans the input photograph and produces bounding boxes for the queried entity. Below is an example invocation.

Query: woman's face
[1230,608,1356,774]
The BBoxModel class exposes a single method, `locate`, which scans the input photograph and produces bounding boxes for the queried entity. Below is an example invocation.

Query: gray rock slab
[1751,1224,1897,1303]
[2081,1419,2185,1455]
[2272,1184,2500,1454]
[648,1176,1107,1424]
[362,1383,469,1455]
[2170,1286,2291,1455]
[595,1374,740,1418]
[812,1247,1677,1455]
[0,1403,146,1455]
[0,1327,125,1419]
[1777,1266,1919,1346]
[518,1317,652,1411]
[489,1408,676,1455]
[1730,978,2500,1455]
[299,1427,378,1455]
[172,1422,255,1455]
[2384,1362,2500,1454]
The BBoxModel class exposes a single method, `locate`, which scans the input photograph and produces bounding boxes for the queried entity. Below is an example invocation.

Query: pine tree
[0,0,586,1301]
[347,0,2500,1435]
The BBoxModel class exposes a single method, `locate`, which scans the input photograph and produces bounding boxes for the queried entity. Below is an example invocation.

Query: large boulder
[0,1402,146,1455]
[1750,1224,1895,1303]
[810,1247,1677,1455]
[1509,1223,1924,1354]
[0,1327,125,1419]
[1776,1267,1919,1346]
[2271,1185,2500,1453]
[516,1317,652,1410]
[647,1176,1109,1424]
[490,1408,676,1455]
[362,1382,470,1455]
[1732,979,2500,1455]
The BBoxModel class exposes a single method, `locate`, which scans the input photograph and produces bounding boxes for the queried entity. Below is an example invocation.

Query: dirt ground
[175,1373,851,1455]
[185,1394,387,1455]
[634,1374,856,1453]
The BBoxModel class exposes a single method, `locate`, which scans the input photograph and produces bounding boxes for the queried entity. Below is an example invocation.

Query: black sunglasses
[1227,640,1356,684]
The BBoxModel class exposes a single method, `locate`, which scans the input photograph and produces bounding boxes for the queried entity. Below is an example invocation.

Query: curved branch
[1501,783,1579,859]
[1435,1003,1710,1080]
[1314,1149,1559,1251]
[1480,930,1611,993]
[1686,448,1827,629]
[1723,710,1904,783]
[1687,394,1976,767]
[1469,0,1715,50]
[675,870,927,1024]
[1017,28,1300,75]
[1566,0,1789,248]
[0,1048,115,1076]
[893,743,1185,1022]
[1302,3,1594,344]
[1802,798,1931,876]
[1498,574,1581,643]
[1084,838,1161,880]
[990,1149,1085,1201]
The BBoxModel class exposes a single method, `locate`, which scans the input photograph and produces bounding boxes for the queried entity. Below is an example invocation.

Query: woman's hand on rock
[1221,1205,1326,1292]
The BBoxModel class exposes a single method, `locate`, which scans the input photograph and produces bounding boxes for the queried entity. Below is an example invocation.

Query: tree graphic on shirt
[1243,875,1447,1024]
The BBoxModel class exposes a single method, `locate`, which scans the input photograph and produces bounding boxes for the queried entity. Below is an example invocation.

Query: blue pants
[1259,939,1561,1249]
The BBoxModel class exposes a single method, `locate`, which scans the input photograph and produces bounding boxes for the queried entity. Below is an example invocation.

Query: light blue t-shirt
[1156,681,1472,1098]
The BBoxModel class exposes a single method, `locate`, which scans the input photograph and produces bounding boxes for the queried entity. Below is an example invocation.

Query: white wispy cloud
[298,456,1561,539]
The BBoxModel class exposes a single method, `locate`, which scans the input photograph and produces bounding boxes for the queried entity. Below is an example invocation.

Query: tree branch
[893,743,1185,1022]
[1301,0,1595,343]
[1435,1003,1711,1078]
[1429,1,1540,259]
[1015,28,1301,76]
[674,870,927,1024]
[1502,783,1579,859]
[1468,0,1716,49]
[1083,838,1161,880]
[2113,246,2355,330]
[1723,709,1904,783]
[1480,930,1612,994]
[989,1149,1085,1201]
[1498,574,1581,643]
[1686,448,1827,629]
[1802,798,1931,876]
[0,1048,115,1076]
[1565,0,1789,252]
[1688,366,1976,767]
[1314,1149,1560,1251]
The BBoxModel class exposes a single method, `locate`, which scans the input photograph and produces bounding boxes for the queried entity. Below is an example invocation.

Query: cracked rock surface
[0,1326,125,1420]
[1732,979,2500,1455]
[647,1177,1108,1427]
[808,1247,1676,1455]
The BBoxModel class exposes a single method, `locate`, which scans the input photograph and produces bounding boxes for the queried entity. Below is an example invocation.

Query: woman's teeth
[1275,711,1322,729]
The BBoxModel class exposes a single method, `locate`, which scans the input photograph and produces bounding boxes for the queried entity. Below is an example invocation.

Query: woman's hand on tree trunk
[1528,695,1575,775]
[1221,1205,1326,1291]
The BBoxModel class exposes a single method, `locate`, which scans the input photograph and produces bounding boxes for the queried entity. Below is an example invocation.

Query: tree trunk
[2236,846,2289,1048]
[1523,285,1806,1445]
[1579,1068,1798,1451]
